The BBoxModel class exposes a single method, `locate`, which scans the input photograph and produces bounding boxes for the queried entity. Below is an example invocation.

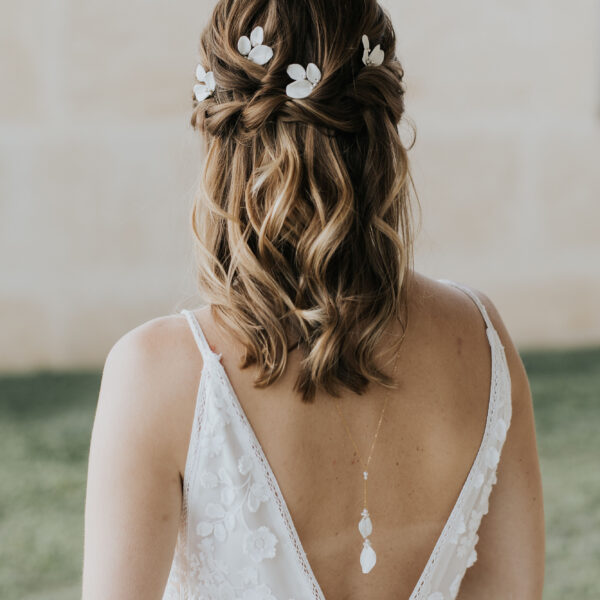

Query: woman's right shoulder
[412,272,524,384]
[413,273,545,597]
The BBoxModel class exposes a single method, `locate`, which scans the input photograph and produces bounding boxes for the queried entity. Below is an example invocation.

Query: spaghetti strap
[437,278,495,332]
[179,308,222,362]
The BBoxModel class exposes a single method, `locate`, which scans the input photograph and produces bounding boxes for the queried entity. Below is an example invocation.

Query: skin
[82,270,545,599]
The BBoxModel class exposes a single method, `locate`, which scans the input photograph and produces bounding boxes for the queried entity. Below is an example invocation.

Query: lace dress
[162,279,512,600]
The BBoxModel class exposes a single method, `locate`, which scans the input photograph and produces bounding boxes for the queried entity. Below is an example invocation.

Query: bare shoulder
[98,308,209,476]
[410,272,528,398]
[413,275,545,597]
[84,310,210,598]
[461,283,532,414]
[408,272,505,347]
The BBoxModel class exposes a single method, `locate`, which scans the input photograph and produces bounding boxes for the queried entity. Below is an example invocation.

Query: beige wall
[1,0,599,371]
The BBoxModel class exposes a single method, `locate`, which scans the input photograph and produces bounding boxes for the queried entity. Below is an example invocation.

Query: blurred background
[1,1,599,598]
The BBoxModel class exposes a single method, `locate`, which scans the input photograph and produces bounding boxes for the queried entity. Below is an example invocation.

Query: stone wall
[1,0,599,370]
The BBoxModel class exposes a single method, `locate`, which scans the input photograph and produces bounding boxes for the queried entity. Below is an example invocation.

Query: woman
[82,1,545,598]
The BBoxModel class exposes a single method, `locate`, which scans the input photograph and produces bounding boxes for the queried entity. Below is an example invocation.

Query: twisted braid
[189,0,417,403]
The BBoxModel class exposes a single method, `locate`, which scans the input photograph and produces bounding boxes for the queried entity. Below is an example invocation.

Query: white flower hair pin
[237,26,273,65]
[286,63,322,99]
[194,64,216,101]
[362,35,384,67]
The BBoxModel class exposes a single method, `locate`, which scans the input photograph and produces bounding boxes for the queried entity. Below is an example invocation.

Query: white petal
[213,523,227,542]
[225,512,236,531]
[250,26,264,47]
[362,48,370,66]
[306,62,321,84]
[488,446,500,469]
[218,466,233,485]
[194,84,211,102]
[362,34,370,51]
[371,45,385,66]
[196,521,213,536]
[195,63,207,82]
[286,79,314,99]
[287,63,306,81]
[360,541,376,574]
[248,44,273,65]
[204,71,216,91]
[238,35,251,55]
[358,515,373,538]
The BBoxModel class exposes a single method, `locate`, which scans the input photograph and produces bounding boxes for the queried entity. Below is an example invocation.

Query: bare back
[83,271,544,600]
[167,272,522,598]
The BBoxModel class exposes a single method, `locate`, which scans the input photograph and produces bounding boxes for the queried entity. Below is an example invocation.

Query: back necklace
[333,331,404,574]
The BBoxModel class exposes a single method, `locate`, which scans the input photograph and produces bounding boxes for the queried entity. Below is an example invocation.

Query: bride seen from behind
[82,1,545,598]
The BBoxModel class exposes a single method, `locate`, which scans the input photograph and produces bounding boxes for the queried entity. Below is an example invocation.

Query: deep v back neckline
[182,293,502,600]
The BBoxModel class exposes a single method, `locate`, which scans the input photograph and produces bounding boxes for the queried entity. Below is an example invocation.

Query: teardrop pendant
[360,538,377,574]
[358,508,373,538]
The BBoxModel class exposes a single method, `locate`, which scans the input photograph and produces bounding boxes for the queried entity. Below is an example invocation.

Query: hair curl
[189,0,419,403]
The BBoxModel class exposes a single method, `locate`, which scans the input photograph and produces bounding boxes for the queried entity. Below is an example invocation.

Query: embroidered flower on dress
[240,583,277,600]
[449,513,466,544]
[197,502,235,542]
[466,547,477,568]
[467,509,483,533]
[243,526,278,562]
[238,454,254,475]
[494,417,508,443]
[472,470,484,489]
[485,446,500,470]
[199,470,219,488]
[238,565,259,586]
[457,530,476,558]
[248,481,270,512]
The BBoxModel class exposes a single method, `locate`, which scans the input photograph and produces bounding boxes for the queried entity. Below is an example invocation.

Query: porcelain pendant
[358,512,373,538]
[360,538,377,573]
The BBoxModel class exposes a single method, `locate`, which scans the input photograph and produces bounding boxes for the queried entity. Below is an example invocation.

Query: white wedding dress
[162,279,512,600]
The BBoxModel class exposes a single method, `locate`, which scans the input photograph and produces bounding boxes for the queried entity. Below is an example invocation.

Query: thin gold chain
[333,326,406,508]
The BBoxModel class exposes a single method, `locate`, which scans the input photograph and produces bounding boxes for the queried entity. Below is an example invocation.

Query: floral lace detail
[165,288,512,600]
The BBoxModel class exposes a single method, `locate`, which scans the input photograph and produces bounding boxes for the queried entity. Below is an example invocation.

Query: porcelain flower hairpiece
[286,63,322,99]
[362,35,384,67]
[194,64,216,101]
[237,26,273,65]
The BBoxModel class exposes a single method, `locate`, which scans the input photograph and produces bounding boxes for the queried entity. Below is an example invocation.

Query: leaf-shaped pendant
[360,538,377,574]
[358,511,373,538]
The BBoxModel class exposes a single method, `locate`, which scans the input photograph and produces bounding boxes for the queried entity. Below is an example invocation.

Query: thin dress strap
[437,278,495,332]
[179,308,222,362]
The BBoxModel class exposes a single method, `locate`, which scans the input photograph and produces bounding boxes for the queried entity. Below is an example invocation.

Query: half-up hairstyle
[190,0,418,403]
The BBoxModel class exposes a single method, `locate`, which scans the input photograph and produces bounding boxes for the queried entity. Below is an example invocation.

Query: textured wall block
[0,0,47,121]
[63,1,209,120]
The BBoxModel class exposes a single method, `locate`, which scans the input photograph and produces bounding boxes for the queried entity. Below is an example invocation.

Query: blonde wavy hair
[189,0,418,403]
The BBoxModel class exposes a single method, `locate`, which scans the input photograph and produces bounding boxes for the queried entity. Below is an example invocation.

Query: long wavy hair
[189,0,418,403]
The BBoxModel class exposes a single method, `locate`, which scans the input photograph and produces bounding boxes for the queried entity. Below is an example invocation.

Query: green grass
[521,347,600,599]
[0,347,598,599]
